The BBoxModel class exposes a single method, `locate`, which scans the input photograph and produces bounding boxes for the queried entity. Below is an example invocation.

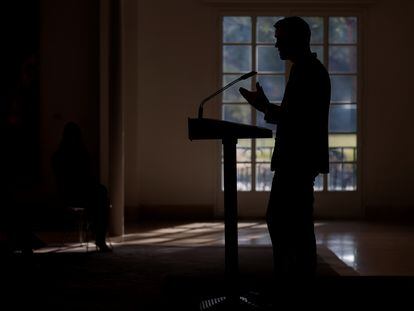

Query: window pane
[329,147,343,162]
[343,163,357,190]
[257,16,283,43]
[257,75,285,103]
[223,45,252,73]
[329,46,357,73]
[223,17,251,43]
[331,75,357,103]
[237,163,252,191]
[222,74,252,103]
[328,163,357,191]
[222,104,251,125]
[329,17,357,44]
[328,163,342,191]
[221,163,252,191]
[257,46,284,73]
[329,134,356,148]
[221,140,252,162]
[314,174,323,191]
[329,147,356,162]
[256,163,273,191]
[302,17,323,44]
[343,147,356,161]
[256,110,277,131]
[329,104,357,133]
[256,138,274,162]
[237,139,251,162]
[311,45,324,63]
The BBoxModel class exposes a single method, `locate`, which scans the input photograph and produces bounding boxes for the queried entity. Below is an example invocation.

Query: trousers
[266,171,317,279]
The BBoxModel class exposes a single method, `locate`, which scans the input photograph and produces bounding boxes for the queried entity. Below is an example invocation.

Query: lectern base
[200,294,265,311]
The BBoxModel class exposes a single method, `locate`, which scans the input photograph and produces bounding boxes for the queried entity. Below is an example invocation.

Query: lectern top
[188,118,273,141]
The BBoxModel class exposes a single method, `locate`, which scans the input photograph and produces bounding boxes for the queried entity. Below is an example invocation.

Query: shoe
[95,242,112,252]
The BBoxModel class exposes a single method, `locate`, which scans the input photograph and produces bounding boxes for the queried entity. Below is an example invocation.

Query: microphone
[198,71,257,119]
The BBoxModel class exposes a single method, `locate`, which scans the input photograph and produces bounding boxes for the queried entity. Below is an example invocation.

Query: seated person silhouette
[52,122,111,252]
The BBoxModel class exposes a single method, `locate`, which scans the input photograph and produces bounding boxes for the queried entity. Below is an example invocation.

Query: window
[221,15,358,192]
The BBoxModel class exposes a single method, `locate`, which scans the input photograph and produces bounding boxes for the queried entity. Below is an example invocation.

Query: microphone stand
[198,71,257,119]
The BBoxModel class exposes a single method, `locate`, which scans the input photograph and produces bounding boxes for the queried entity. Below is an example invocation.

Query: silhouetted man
[240,16,330,279]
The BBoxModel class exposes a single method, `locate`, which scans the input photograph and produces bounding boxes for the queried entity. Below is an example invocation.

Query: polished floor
[315,221,414,276]
[24,220,414,309]
[36,220,414,276]
[119,220,414,276]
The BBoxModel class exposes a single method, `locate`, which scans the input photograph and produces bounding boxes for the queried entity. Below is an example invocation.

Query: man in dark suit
[240,16,330,278]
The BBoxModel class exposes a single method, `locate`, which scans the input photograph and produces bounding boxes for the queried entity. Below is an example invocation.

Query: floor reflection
[35,221,414,276]
[317,233,358,270]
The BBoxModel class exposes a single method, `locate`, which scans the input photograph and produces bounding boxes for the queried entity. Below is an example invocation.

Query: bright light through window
[221,15,358,192]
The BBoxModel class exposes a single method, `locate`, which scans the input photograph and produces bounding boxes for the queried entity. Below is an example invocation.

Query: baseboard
[364,205,414,223]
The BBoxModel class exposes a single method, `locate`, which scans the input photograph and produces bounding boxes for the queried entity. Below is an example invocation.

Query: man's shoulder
[295,58,329,85]
[306,58,330,86]
[296,54,327,73]
[310,56,328,73]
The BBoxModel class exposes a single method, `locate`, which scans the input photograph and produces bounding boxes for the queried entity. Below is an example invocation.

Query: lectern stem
[222,137,239,305]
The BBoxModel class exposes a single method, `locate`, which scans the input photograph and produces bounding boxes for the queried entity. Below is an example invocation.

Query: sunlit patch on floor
[120,222,272,246]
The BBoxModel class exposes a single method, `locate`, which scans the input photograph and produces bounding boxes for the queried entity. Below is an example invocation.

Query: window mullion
[323,15,330,192]
[251,15,257,192]
[323,15,329,67]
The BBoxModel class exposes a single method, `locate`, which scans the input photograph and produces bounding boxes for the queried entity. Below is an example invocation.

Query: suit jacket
[265,53,331,175]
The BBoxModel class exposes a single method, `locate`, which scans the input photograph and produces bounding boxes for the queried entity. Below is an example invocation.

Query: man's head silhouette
[274,16,311,61]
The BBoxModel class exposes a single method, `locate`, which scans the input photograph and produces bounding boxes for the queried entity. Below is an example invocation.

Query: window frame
[214,6,366,218]
[220,12,361,193]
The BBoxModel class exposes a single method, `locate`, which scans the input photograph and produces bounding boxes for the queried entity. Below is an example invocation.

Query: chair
[61,205,113,252]
[62,206,93,252]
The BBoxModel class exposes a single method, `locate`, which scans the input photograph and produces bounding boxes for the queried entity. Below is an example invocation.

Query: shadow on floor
[2,245,413,310]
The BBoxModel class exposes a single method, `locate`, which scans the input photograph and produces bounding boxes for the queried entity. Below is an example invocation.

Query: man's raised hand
[239,82,270,113]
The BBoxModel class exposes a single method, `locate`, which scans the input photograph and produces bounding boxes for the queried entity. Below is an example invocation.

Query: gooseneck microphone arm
[198,71,257,119]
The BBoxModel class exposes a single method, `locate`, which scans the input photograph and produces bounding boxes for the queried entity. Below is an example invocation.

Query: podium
[188,118,272,309]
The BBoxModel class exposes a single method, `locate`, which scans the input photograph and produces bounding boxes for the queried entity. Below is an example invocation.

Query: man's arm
[263,104,281,124]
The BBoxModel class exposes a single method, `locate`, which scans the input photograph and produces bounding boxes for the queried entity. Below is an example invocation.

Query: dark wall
[0,1,42,237]
[0,0,101,230]
[39,0,100,200]
[0,0,40,189]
